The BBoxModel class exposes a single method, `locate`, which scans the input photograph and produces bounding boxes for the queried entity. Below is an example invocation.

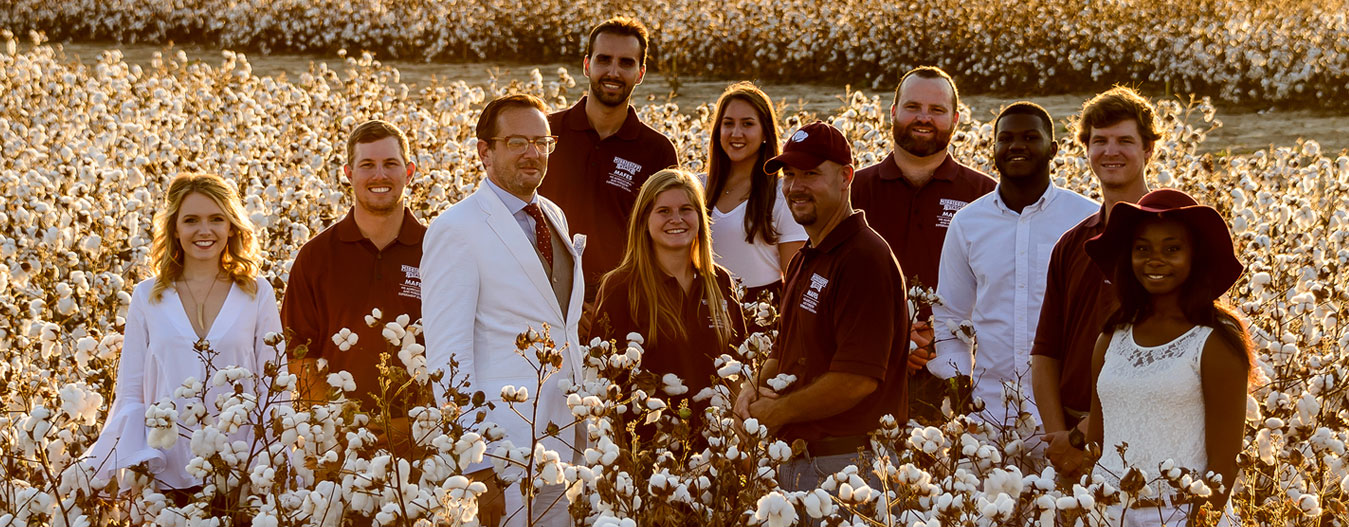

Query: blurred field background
[5,0,1348,153]
[3,1,1349,525]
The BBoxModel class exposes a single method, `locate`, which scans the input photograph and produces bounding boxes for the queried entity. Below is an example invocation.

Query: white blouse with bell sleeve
[81,276,282,490]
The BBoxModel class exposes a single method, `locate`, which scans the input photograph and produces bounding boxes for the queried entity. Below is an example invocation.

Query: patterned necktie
[523,202,554,269]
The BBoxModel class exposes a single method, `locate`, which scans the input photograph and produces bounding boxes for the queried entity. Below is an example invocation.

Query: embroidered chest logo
[701,298,733,329]
[399,264,421,300]
[605,156,642,192]
[799,273,829,314]
[936,198,970,228]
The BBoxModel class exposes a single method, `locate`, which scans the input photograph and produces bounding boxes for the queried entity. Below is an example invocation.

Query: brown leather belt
[804,435,871,457]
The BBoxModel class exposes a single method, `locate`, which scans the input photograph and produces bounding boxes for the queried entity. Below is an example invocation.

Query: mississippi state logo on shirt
[702,298,733,330]
[936,198,970,228]
[605,156,642,192]
[399,264,421,300]
[799,273,829,313]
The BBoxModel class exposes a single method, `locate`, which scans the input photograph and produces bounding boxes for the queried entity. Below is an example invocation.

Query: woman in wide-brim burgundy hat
[1082,189,1257,526]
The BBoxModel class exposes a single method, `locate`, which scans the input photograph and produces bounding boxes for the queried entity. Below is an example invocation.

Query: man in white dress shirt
[421,94,586,527]
[930,102,1097,430]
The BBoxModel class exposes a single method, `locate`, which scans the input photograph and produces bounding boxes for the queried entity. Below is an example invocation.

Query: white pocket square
[572,233,586,256]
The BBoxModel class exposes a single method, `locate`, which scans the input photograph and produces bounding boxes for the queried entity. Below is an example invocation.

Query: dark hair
[475,94,549,141]
[1076,86,1163,149]
[994,101,1055,141]
[346,120,410,166]
[894,66,960,110]
[1101,218,1259,385]
[705,82,782,245]
[586,16,650,66]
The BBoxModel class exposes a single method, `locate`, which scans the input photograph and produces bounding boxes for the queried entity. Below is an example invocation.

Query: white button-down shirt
[930,183,1097,426]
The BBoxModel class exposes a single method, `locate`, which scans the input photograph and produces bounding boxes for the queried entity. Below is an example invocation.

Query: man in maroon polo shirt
[853,66,996,424]
[282,119,427,449]
[734,122,908,491]
[536,16,679,299]
[1031,87,1160,474]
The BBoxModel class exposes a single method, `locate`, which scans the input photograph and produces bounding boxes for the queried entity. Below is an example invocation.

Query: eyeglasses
[490,135,559,154]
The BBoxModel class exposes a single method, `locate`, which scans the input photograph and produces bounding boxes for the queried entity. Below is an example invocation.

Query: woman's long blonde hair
[149,173,261,302]
[603,169,733,349]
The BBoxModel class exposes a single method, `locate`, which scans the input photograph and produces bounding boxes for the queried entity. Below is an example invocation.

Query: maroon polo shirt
[281,208,426,412]
[774,211,909,442]
[1030,209,1117,415]
[592,266,746,393]
[539,97,679,294]
[852,152,996,302]
[590,266,746,450]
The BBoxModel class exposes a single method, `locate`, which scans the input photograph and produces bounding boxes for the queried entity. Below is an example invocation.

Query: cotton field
[2,0,1348,107]
[1,26,1348,527]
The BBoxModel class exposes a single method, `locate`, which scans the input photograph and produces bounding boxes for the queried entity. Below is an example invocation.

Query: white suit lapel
[475,188,566,322]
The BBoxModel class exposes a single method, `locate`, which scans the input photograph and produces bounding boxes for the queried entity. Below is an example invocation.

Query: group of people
[83,14,1255,527]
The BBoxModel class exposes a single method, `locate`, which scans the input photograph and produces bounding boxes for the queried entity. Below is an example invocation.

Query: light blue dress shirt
[484,177,541,246]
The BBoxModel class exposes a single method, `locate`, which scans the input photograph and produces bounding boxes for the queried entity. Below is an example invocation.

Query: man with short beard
[734,122,908,492]
[931,103,1097,432]
[853,66,996,424]
[1032,87,1160,476]
[537,16,679,300]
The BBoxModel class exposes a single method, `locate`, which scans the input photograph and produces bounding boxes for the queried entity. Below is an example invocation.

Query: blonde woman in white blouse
[83,173,281,495]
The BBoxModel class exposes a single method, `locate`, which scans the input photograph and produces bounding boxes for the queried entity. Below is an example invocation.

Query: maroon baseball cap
[764,121,852,173]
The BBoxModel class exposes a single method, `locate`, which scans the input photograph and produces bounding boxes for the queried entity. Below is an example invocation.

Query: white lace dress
[1094,324,1234,527]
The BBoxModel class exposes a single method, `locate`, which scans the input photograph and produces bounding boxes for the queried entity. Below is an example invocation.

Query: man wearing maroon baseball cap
[735,121,910,492]
[763,121,854,175]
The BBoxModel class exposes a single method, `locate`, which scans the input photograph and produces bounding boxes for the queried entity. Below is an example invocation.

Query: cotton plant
[4,30,1349,527]
[8,0,1349,107]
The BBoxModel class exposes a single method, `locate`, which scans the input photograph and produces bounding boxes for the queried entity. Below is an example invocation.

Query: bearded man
[851,66,996,423]
[535,16,679,302]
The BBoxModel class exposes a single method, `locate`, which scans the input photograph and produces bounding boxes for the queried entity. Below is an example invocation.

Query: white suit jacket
[421,184,586,473]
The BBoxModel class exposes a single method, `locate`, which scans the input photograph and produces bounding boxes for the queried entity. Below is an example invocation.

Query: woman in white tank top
[701,82,807,319]
[1082,189,1257,527]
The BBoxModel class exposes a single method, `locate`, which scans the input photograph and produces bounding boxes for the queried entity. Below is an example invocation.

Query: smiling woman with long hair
[590,168,746,450]
[82,173,281,501]
[1085,189,1257,526]
[703,82,807,309]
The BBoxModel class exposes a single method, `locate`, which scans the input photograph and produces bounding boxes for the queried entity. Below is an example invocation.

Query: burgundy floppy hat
[1084,189,1244,301]
[764,121,852,173]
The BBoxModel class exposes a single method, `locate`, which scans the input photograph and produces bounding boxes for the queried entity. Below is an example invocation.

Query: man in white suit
[422,94,586,527]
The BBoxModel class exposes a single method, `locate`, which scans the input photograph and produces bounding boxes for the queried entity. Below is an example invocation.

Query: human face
[584,32,645,108]
[1088,119,1154,190]
[344,136,413,216]
[781,160,850,227]
[479,107,551,200]
[647,188,699,253]
[1131,218,1193,297]
[891,76,958,157]
[176,192,232,266]
[993,113,1057,181]
[718,98,766,165]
